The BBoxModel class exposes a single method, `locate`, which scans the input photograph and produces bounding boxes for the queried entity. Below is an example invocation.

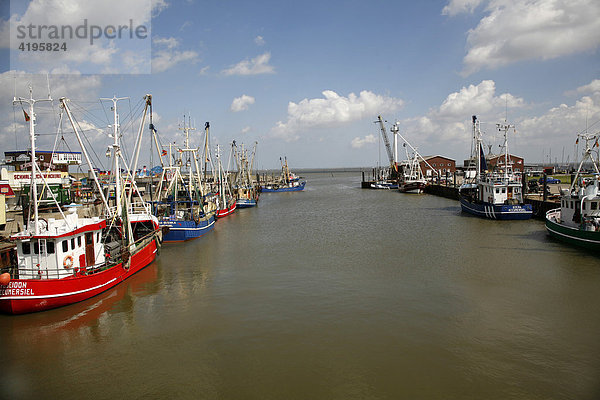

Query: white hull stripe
[167,220,215,231]
[462,200,529,218]
[546,225,600,244]
[0,278,118,300]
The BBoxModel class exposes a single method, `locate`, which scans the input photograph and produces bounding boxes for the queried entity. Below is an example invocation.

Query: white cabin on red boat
[11,208,107,279]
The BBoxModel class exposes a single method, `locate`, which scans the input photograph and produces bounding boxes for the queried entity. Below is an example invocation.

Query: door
[85,232,95,266]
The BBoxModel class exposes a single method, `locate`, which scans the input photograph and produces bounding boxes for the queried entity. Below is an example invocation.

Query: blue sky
[1,0,599,169]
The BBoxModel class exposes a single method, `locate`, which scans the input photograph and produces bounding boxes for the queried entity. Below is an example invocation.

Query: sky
[0,0,599,170]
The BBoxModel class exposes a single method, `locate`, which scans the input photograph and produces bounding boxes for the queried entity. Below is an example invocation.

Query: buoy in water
[0,272,11,286]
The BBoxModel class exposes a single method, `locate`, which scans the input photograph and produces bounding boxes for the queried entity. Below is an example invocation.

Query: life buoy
[63,255,74,269]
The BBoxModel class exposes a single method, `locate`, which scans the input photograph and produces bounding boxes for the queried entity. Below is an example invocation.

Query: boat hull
[262,181,306,192]
[370,182,398,190]
[216,202,236,218]
[399,181,426,194]
[459,196,533,220]
[545,209,600,250]
[0,236,159,314]
[236,199,257,208]
[161,215,216,242]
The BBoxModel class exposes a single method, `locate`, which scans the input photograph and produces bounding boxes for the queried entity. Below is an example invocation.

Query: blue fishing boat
[159,211,215,242]
[459,115,532,220]
[262,181,306,192]
[153,118,218,241]
[261,157,306,192]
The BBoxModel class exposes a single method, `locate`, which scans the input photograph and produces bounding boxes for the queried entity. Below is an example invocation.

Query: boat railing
[106,202,152,217]
[128,201,152,215]
[546,208,561,222]
[4,259,108,280]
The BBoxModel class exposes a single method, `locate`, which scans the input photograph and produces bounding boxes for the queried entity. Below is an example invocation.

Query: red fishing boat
[0,92,161,314]
[215,144,237,218]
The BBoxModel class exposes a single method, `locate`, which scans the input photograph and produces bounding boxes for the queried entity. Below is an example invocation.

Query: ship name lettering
[0,282,34,296]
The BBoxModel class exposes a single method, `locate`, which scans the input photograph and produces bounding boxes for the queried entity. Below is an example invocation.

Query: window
[432,163,436,167]
[22,242,31,255]
[592,202,598,210]
[34,241,39,254]
[496,188,499,193]
[71,238,75,250]
[583,202,586,210]
[77,236,81,247]
[97,232,100,242]
[502,188,506,193]
[448,163,451,166]
[62,240,68,252]
[47,241,55,254]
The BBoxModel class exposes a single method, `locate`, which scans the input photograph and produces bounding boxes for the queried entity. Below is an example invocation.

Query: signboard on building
[3,171,70,189]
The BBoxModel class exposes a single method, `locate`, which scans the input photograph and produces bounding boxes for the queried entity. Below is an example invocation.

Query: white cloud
[222,52,275,76]
[401,80,525,149]
[447,0,600,76]
[518,94,600,146]
[0,71,105,156]
[442,0,483,16]
[241,126,251,134]
[230,95,256,112]
[351,134,377,148]
[271,90,404,141]
[575,79,600,95]
[254,36,265,46]
[398,79,600,163]
[437,80,524,118]
[7,0,160,73]
[153,37,179,49]
[152,0,170,16]
[152,36,199,73]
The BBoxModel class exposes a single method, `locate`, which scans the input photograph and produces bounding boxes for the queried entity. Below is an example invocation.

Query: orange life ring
[63,255,74,269]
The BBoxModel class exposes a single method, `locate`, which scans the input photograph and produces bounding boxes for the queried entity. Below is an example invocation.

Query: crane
[375,115,395,168]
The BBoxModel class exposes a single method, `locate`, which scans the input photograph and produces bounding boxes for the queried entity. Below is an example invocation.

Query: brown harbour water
[1,171,600,400]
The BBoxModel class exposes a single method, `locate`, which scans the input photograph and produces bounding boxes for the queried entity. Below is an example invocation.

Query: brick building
[420,155,456,177]
[486,154,524,173]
